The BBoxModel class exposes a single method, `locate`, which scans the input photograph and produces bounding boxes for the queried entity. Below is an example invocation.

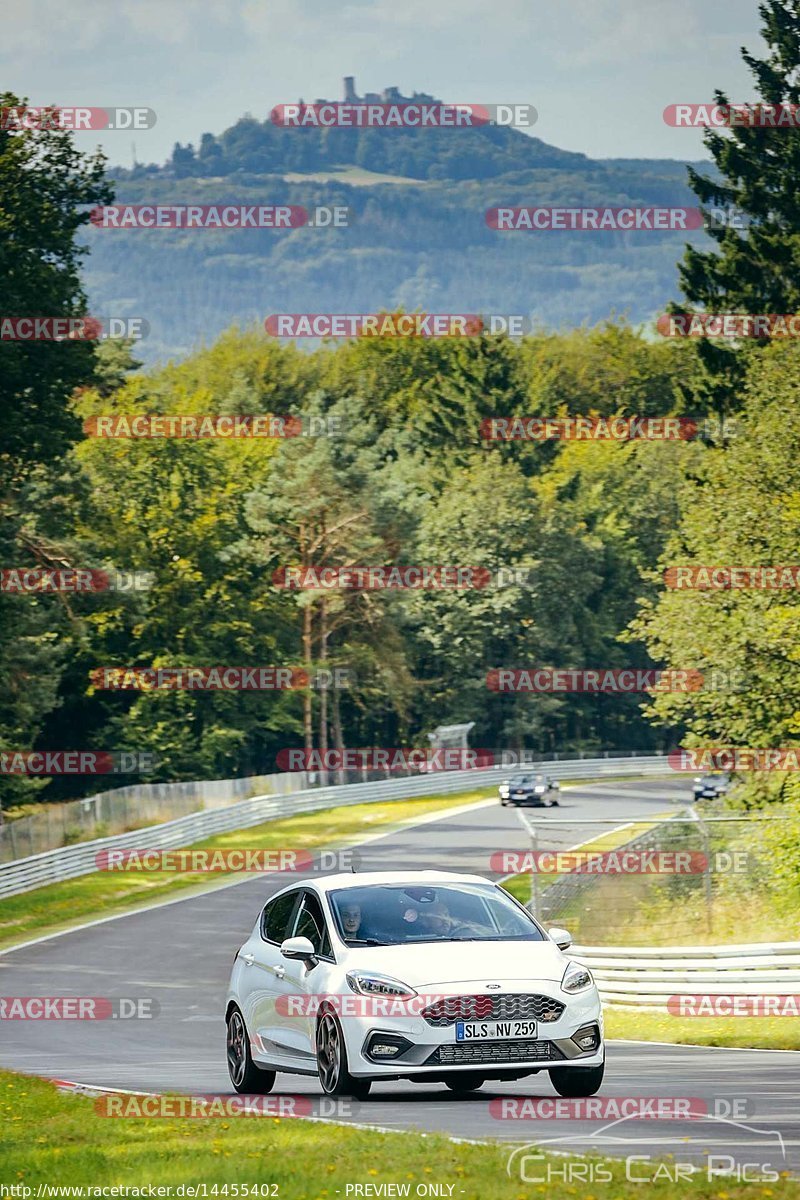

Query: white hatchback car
[226,870,604,1099]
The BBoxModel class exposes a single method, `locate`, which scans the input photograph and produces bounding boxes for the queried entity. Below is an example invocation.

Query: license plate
[455,1019,538,1041]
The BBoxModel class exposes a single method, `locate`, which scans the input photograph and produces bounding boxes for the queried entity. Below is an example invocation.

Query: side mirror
[280,935,317,967]
[547,926,573,951]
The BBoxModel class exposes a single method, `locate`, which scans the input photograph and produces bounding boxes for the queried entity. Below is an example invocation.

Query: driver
[421,901,453,937]
[340,902,362,939]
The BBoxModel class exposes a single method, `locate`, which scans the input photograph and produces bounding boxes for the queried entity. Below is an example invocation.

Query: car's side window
[292,891,333,959]
[261,890,300,944]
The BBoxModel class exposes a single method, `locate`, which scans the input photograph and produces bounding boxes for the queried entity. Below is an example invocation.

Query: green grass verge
[605,1006,800,1051]
[0,791,493,951]
[2,1071,797,1198]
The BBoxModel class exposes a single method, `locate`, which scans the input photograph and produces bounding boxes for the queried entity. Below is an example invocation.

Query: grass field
[605,1007,800,1050]
[0,790,493,950]
[2,1071,797,1199]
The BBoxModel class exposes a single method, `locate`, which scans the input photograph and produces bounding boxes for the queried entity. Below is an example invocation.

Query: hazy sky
[1,0,766,167]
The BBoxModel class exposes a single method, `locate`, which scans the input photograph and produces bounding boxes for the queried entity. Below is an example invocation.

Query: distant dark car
[692,773,730,801]
[499,773,560,807]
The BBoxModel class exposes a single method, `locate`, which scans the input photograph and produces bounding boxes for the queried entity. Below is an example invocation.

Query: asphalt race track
[1,777,798,1180]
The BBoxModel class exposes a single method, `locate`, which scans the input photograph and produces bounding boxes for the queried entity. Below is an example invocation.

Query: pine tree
[676,1,800,416]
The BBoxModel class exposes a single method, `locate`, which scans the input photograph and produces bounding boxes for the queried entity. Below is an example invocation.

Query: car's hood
[341,939,568,987]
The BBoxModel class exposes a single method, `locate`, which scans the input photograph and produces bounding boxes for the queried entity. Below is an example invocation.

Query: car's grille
[427,1039,564,1066]
[421,993,565,1026]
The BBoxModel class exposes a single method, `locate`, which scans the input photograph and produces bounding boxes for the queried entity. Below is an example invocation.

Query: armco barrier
[0,753,669,899]
[0,771,312,863]
[573,942,800,1007]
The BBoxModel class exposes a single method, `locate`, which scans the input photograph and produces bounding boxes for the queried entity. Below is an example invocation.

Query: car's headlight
[561,960,594,994]
[346,971,417,1000]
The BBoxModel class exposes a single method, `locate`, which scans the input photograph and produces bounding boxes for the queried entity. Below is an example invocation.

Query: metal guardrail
[0,771,312,863]
[0,753,669,899]
[573,942,800,1007]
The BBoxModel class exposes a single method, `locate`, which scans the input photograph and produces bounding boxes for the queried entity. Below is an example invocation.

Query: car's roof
[308,870,494,894]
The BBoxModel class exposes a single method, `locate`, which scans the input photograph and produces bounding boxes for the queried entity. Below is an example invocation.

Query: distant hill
[90,83,716,364]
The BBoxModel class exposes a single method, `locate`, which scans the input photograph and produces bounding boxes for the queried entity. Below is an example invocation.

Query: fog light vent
[364,1033,413,1062]
[572,1024,600,1052]
[372,1043,401,1058]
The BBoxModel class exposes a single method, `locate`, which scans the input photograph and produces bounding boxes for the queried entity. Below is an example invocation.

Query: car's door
[271,889,336,1064]
[240,888,301,1067]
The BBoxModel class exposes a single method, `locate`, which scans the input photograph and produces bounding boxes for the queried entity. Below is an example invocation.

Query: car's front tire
[549,1060,604,1097]
[316,1009,372,1099]
[226,1006,276,1094]
[444,1074,485,1093]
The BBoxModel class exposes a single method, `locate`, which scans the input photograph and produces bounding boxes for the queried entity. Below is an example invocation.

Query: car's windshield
[329,883,546,946]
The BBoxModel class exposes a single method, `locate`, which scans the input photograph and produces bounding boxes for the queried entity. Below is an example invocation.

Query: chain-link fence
[0,771,311,864]
[512,808,793,945]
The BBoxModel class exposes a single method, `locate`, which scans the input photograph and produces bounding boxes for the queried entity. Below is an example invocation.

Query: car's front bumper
[339,983,603,1079]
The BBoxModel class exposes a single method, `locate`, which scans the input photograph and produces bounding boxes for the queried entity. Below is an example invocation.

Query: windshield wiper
[346,937,390,946]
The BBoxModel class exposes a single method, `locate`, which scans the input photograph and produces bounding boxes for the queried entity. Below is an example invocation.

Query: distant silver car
[499,773,560,807]
[692,773,730,801]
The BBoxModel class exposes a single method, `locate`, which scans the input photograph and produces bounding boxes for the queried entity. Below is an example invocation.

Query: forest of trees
[5,0,800,810]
